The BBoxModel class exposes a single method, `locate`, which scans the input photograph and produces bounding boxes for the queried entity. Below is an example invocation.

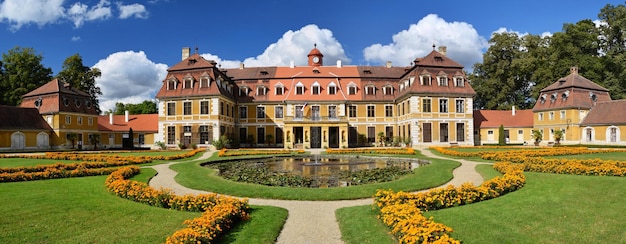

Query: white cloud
[118,3,148,19]
[0,0,147,30]
[93,51,168,113]
[200,24,350,68]
[0,0,65,31]
[71,36,81,41]
[363,14,488,70]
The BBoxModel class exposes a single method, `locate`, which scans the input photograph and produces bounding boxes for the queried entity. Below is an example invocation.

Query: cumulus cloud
[118,3,148,19]
[0,0,147,30]
[71,36,81,41]
[363,14,488,70]
[93,51,168,113]
[200,24,350,68]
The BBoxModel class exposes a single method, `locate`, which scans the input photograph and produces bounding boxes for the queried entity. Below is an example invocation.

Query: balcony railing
[286,115,347,122]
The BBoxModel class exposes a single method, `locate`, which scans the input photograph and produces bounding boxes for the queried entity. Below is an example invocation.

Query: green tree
[599,3,626,100]
[498,124,506,146]
[111,100,157,115]
[553,129,564,145]
[0,47,53,105]
[57,54,102,113]
[531,129,543,146]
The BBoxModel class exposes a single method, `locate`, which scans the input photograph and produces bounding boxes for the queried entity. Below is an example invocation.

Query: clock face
[313,56,319,63]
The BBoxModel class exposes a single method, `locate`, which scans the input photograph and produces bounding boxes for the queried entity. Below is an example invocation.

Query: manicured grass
[475,164,502,180]
[0,175,200,243]
[547,151,626,161]
[0,158,82,167]
[337,205,396,244]
[424,172,626,243]
[216,205,288,244]
[171,154,460,200]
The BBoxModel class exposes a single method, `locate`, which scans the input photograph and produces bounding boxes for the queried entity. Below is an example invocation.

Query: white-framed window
[328,83,337,95]
[439,99,449,113]
[200,101,209,115]
[88,117,93,126]
[183,101,192,115]
[65,115,71,125]
[312,82,320,95]
[549,111,554,120]
[367,105,375,117]
[423,98,432,113]
[257,86,267,96]
[455,77,465,87]
[538,112,544,121]
[256,106,265,118]
[385,105,393,117]
[328,105,337,119]
[77,116,83,125]
[365,85,375,95]
[383,86,393,95]
[239,106,247,118]
[167,79,176,90]
[167,102,175,116]
[275,106,284,118]
[560,110,566,119]
[420,75,432,86]
[275,85,284,95]
[296,82,304,95]
[348,85,357,95]
[184,78,193,89]
[455,99,465,113]
[295,105,304,119]
[239,87,249,96]
[438,76,448,86]
[348,105,357,118]
[200,77,210,88]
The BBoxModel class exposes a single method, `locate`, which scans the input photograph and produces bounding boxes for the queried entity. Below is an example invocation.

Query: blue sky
[1,0,622,112]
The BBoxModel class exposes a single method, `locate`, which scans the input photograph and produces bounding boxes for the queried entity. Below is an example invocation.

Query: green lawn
[424,172,626,243]
[0,158,82,167]
[171,154,460,201]
[0,175,200,243]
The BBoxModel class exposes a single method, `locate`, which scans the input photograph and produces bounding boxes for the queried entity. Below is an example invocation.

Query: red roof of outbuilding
[98,114,158,132]
[473,109,534,129]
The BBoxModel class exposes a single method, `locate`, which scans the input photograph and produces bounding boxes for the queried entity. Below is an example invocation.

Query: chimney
[182,47,191,61]
[438,46,447,55]
[336,60,342,68]
[386,61,392,68]
[512,106,516,116]
[290,60,295,68]
[109,113,113,125]
[570,66,578,75]
[125,110,129,122]
[239,63,245,69]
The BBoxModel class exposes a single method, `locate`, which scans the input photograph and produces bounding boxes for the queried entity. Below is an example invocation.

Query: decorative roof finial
[432,43,436,50]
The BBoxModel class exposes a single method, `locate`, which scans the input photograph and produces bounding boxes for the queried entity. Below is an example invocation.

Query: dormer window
[295,82,304,95]
[540,94,547,104]
[562,90,569,100]
[75,98,81,107]
[438,76,448,86]
[257,86,267,96]
[312,82,320,95]
[348,85,357,95]
[239,86,249,96]
[420,75,432,86]
[551,92,558,102]
[328,82,337,95]
[399,83,404,91]
[200,77,210,88]
[275,85,284,95]
[184,79,193,89]
[62,96,70,107]
[455,77,465,87]
[409,76,415,86]
[589,92,597,101]
[383,85,393,95]
[365,85,376,95]
[167,79,177,90]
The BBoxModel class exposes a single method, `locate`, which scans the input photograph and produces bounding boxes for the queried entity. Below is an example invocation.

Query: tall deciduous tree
[57,54,103,113]
[599,3,626,100]
[0,47,53,106]
[111,100,158,115]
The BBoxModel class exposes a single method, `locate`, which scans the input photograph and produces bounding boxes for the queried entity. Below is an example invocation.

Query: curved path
[147,148,488,244]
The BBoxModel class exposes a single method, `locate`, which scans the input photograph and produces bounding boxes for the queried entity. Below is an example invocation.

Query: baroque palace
[2,45,625,151]
[155,45,475,149]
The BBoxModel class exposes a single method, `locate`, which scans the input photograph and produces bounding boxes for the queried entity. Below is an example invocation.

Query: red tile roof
[0,105,52,131]
[473,109,534,129]
[19,79,98,115]
[533,68,611,112]
[580,100,626,126]
[98,114,158,132]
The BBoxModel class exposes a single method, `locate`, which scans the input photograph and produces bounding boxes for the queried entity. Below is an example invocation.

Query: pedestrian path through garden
[147,148,489,244]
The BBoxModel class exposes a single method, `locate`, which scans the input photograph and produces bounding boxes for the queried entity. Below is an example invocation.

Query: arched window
[11,132,25,149]
[607,126,620,143]
[584,127,594,142]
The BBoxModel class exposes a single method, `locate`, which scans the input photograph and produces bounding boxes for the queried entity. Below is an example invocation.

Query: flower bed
[105,166,250,243]
[326,148,415,155]
[374,162,525,243]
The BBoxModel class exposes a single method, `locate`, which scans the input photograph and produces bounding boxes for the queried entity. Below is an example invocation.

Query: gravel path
[147,148,488,244]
